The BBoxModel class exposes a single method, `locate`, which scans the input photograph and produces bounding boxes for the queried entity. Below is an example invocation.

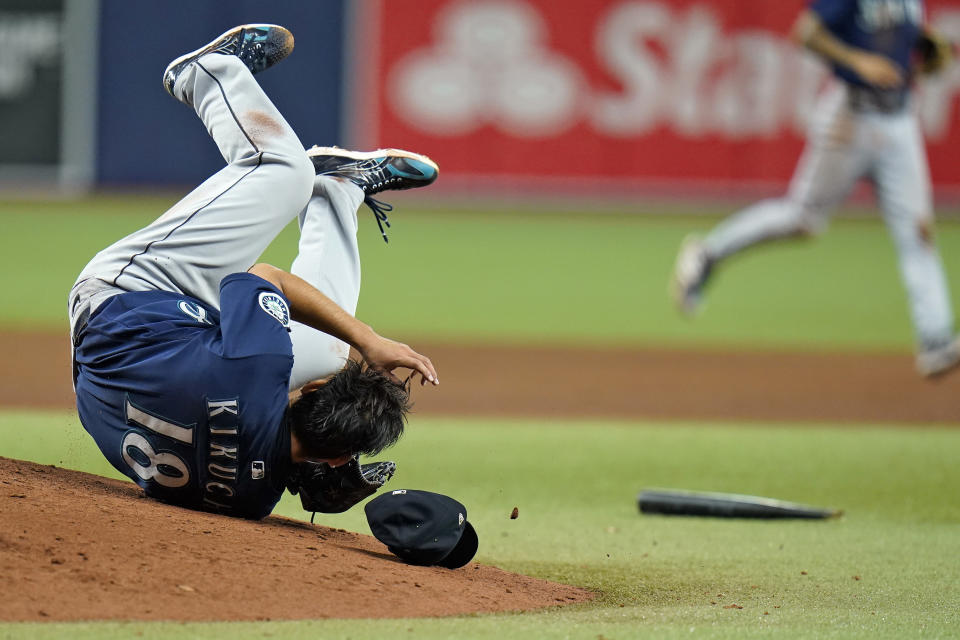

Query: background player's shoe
[307,147,439,242]
[163,24,294,101]
[916,336,960,378]
[671,235,713,316]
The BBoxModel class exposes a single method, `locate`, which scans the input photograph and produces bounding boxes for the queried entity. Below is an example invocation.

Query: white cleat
[916,336,960,378]
[670,235,712,316]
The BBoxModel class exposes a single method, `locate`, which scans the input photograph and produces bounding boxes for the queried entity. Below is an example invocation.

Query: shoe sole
[163,24,294,94]
[306,146,440,176]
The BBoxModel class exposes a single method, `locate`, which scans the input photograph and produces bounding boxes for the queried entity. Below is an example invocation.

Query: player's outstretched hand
[850,51,903,88]
[246,263,440,386]
[359,334,439,387]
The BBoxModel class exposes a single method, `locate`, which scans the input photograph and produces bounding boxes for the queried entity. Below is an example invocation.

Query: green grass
[1,410,958,638]
[3,195,960,350]
[3,195,959,637]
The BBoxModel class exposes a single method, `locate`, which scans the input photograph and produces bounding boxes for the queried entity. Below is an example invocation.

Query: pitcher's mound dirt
[0,457,591,622]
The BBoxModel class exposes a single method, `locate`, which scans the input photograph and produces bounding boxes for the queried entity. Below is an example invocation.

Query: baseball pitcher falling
[69,25,440,519]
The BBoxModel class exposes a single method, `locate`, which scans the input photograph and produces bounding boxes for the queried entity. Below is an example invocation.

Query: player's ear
[301,377,331,395]
[288,377,331,408]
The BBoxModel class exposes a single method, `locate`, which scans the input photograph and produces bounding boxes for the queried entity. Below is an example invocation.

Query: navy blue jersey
[810,0,924,89]
[74,273,295,519]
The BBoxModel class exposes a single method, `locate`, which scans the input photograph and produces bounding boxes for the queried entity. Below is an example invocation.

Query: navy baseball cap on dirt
[364,489,478,569]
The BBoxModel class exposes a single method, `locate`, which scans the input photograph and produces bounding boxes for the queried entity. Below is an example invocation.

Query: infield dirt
[1,330,958,622]
[5,330,958,424]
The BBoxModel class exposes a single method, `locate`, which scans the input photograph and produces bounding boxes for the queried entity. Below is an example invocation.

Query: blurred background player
[671,0,959,378]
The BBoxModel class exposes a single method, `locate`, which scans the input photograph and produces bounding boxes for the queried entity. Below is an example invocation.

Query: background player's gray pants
[702,82,955,349]
[69,54,364,387]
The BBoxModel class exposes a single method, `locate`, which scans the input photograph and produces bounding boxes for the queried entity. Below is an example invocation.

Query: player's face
[289,430,353,467]
[312,454,352,468]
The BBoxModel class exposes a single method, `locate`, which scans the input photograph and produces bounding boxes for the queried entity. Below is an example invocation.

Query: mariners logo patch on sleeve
[258,292,290,327]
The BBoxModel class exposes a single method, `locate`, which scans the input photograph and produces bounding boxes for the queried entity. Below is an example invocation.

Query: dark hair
[288,360,410,459]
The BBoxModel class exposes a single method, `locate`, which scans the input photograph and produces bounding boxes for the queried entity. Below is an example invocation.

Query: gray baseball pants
[702,81,954,349]
[68,54,362,389]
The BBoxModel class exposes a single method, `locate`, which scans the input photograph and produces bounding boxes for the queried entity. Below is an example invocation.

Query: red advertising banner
[353,0,960,194]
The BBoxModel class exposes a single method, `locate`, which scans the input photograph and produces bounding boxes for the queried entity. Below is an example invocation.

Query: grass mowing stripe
[1,411,957,638]
[4,197,960,349]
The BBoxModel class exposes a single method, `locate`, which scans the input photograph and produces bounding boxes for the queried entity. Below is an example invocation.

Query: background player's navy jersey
[74,273,295,519]
[810,0,924,89]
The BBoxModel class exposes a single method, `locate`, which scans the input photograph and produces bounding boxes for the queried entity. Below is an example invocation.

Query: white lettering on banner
[391,0,582,137]
[661,6,721,137]
[387,1,960,143]
[592,2,669,135]
[0,13,61,98]
[710,34,786,139]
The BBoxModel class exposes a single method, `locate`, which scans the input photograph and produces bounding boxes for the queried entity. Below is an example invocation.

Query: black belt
[846,84,908,113]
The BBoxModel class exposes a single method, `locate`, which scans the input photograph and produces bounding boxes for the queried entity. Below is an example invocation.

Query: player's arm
[247,263,438,386]
[791,8,903,88]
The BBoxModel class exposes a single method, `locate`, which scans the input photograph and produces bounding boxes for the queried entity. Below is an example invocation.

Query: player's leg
[672,84,866,314]
[872,111,958,376]
[69,25,313,334]
[287,147,439,389]
[287,177,364,388]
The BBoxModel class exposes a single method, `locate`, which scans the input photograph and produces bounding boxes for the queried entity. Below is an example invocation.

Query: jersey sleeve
[808,0,854,30]
[218,273,294,359]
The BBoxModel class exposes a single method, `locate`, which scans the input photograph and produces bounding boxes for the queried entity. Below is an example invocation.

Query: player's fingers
[413,352,439,385]
[400,368,425,387]
[395,347,438,386]
[406,354,438,386]
[363,337,438,386]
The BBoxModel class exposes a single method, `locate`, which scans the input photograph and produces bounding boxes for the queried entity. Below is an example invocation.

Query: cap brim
[436,521,478,569]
